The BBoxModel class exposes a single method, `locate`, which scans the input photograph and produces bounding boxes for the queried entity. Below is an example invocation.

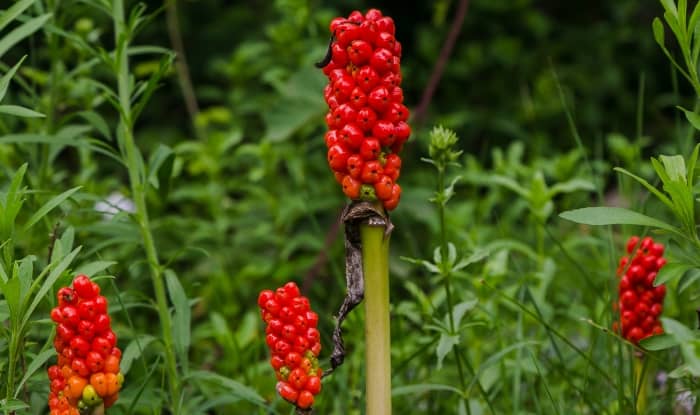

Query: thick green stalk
[112,0,180,410]
[360,212,391,415]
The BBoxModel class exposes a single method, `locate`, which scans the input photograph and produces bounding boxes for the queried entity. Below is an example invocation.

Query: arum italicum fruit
[49,275,123,415]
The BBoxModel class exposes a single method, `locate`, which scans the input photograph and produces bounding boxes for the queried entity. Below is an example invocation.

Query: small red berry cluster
[613,236,667,344]
[321,9,409,211]
[258,282,322,410]
[49,275,123,414]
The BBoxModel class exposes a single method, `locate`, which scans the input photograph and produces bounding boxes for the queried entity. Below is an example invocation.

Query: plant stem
[633,355,648,414]
[360,209,391,415]
[112,1,181,411]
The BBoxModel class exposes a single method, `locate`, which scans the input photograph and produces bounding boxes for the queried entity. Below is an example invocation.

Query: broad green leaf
[436,332,460,370]
[0,13,52,60]
[22,186,81,231]
[0,105,44,118]
[655,262,693,285]
[639,333,679,351]
[165,269,190,370]
[0,0,35,31]
[121,334,156,374]
[661,317,697,342]
[659,154,687,182]
[392,383,463,397]
[452,298,478,328]
[559,207,680,234]
[0,56,26,102]
[185,370,266,406]
[13,349,54,398]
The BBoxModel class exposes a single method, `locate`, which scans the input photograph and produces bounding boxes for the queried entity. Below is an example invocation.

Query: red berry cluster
[321,9,409,211]
[613,236,667,344]
[258,282,322,410]
[48,275,123,414]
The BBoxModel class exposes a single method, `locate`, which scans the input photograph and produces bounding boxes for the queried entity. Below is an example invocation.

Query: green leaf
[13,349,54,398]
[120,334,156,375]
[73,260,116,277]
[0,399,29,411]
[614,167,674,210]
[0,13,52,60]
[147,144,174,199]
[392,383,463,397]
[436,332,460,370]
[678,106,700,130]
[639,333,679,351]
[22,186,81,232]
[452,298,478,328]
[21,246,81,329]
[0,56,26,102]
[655,262,692,285]
[185,370,266,406]
[0,0,35,31]
[653,18,666,47]
[0,105,44,118]
[661,317,697,343]
[559,207,681,234]
[165,269,190,370]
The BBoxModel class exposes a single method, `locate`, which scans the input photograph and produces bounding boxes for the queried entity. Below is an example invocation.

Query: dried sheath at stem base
[325,201,392,377]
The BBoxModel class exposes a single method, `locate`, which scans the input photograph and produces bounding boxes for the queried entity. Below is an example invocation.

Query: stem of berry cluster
[112,0,181,411]
[360,203,392,415]
[633,355,648,414]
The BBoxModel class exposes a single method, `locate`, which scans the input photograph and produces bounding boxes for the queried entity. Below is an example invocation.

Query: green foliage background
[1,0,699,414]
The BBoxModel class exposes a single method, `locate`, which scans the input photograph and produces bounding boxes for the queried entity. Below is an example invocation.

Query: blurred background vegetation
[2,0,699,413]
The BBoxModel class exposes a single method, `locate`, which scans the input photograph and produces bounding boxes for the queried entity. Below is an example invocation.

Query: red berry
[375,175,394,200]
[342,175,361,199]
[297,390,315,409]
[277,381,299,403]
[306,376,322,394]
[347,40,373,65]
[367,86,391,113]
[360,138,381,161]
[361,161,382,184]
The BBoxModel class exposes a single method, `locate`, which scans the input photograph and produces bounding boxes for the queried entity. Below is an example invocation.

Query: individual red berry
[356,107,378,132]
[339,123,364,149]
[342,175,361,199]
[369,48,394,74]
[375,175,394,200]
[346,155,364,179]
[297,390,315,409]
[360,138,381,160]
[305,376,322,394]
[277,381,299,403]
[327,145,350,172]
[355,66,380,92]
[348,40,373,65]
[288,368,308,390]
[367,86,391,113]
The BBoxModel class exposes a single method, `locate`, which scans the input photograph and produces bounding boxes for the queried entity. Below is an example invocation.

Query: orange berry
[104,354,120,373]
[65,375,87,399]
[90,372,107,397]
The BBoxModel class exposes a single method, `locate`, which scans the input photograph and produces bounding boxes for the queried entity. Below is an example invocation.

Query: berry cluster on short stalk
[258,282,322,410]
[48,275,123,414]
[614,236,667,345]
[321,8,409,211]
